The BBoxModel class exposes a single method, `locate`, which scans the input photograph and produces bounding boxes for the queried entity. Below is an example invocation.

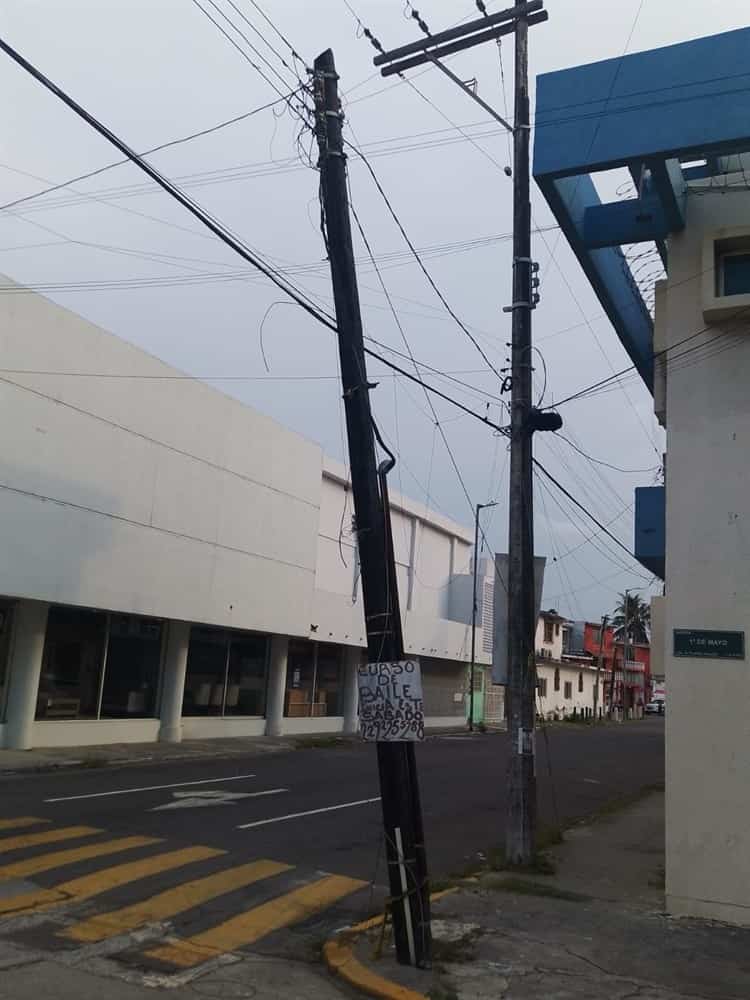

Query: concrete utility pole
[593,615,608,722]
[375,0,550,869]
[504,9,536,866]
[312,49,431,969]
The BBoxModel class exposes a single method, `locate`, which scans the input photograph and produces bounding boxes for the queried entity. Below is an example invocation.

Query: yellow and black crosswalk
[0,816,366,974]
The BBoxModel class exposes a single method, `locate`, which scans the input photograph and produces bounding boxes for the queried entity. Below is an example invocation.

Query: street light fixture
[469,501,498,732]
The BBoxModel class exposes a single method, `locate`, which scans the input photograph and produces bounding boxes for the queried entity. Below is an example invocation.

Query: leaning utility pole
[313,49,431,969]
[592,615,608,721]
[375,0,549,869]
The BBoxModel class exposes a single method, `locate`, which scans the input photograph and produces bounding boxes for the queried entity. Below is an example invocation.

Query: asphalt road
[3,720,665,883]
[0,721,665,983]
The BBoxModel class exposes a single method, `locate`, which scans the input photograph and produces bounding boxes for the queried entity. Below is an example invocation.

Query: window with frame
[285,640,343,718]
[101,615,163,718]
[37,606,107,719]
[554,667,560,692]
[578,672,584,693]
[718,248,750,296]
[555,622,560,637]
[543,620,554,643]
[37,607,166,721]
[182,627,269,717]
[564,681,572,700]
[537,677,548,697]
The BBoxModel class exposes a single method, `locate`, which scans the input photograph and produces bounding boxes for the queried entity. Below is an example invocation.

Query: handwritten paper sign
[358,660,425,742]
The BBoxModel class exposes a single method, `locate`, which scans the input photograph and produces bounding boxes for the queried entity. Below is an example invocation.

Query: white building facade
[653,159,750,926]
[534,611,599,719]
[0,283,487,750]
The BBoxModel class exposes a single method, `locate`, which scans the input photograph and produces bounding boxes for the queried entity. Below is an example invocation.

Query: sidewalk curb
[323,889,456,1000]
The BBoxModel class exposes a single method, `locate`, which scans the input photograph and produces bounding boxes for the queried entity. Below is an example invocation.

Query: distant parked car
[645,700,665,715]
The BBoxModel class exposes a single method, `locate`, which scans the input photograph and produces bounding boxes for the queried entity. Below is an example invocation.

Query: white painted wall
[317,458,478,662]
[536,661,599,719]
[661,175,750,925]
[535,614,565,662]
[0,280,320,639]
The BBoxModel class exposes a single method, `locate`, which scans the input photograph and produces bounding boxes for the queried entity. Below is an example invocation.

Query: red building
[578,621,652,713]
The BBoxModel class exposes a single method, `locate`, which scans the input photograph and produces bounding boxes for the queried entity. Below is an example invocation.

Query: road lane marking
[62,858,293,943]
[0,817,50,831]
[0,836,160,881]
[237,797,381,829]
[0,845,223,916]
[0,826,101,853]
[145,874,366,968]
[44,774,257,803]
[152,788,287,811]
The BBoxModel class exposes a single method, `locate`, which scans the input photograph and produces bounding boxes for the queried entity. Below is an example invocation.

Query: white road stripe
[44,774,257,803]
[238,796,381,829]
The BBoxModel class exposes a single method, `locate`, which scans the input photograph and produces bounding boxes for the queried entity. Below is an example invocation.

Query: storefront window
[100,616,163,718]
[36,606,165,722]
[285,640,316,717]
[183,627,269,717]
[37,607,107,719]
[316,643,343,716]
[0,602,14,720]
[183,627,228,716]
[285,641,343,718]
[227,635,268,716]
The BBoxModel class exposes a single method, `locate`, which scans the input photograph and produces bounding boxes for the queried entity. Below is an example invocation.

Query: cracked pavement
[360,791,750,1000]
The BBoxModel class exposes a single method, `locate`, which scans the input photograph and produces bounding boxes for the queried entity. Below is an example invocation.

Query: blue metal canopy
[533,27,750,391]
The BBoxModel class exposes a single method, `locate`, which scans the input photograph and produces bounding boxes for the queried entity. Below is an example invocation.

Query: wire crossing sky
[1,0,744,618]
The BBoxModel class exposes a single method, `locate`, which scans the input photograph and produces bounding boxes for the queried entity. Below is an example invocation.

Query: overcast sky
[1,0,746,621]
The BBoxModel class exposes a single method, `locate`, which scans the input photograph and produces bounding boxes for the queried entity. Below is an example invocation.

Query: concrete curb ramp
[323,890,456,1000]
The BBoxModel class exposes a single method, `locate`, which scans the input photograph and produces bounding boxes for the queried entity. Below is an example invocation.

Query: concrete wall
[662,177,750,925]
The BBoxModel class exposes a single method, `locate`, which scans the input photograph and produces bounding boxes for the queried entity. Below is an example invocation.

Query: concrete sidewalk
[0,727,476,775]
[331,790,750,1000]
[0,736,300,774]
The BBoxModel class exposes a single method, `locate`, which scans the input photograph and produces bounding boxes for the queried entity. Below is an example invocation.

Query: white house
[0,280,488,750]
[534,610,599,719]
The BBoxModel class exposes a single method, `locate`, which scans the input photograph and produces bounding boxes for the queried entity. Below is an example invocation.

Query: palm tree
[612,591,650,645]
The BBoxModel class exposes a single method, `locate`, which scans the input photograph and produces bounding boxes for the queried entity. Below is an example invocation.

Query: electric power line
[555,433,660,474]
[346,139,507,386]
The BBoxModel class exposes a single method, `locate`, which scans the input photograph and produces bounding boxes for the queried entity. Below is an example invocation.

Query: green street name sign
[673,629,745,660]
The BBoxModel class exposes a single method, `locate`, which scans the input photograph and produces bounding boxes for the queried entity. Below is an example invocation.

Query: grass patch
[487,876,591,902]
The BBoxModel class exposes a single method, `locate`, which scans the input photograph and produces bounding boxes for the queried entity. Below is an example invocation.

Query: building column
[5,600,49,750]
[342,646,362,735]
[159,620,190,743]
[265,636,289,737]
